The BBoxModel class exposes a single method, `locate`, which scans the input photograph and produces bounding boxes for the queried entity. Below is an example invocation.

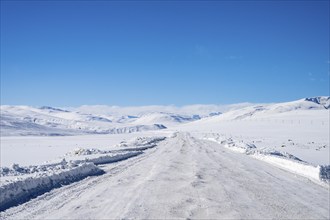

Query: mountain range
[1,96,328,136]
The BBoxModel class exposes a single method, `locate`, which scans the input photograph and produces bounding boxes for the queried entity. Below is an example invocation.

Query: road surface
[2,133,329,219]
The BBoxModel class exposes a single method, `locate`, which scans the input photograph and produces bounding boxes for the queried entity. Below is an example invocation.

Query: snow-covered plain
[0,97,329,219]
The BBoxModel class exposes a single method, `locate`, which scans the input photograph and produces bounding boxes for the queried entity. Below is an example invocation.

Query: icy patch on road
[0,162,103,212]
[204,135,330,184]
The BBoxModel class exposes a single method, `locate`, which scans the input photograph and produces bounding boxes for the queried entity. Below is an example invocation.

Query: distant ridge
[1,97,328,136]
[39,106,69,112]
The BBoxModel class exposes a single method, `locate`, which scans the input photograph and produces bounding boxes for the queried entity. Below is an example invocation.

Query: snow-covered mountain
[73,103,253,118]
[193,96,330,122]
[0,104,234,136]
[1,96,328,136]
[0,106,167,136]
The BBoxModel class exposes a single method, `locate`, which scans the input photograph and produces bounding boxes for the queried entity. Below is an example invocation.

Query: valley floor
[2,132,329,219]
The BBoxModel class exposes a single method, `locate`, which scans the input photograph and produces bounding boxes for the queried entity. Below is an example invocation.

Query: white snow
[0,131,171,167]
[0,105,167,136]
[0,96,329,218]
[1,132,329,219]
[0,162,103,212]
[131,112,200,126]
[0,136,166,212]
[203,135,329,185]
[179,108,329,165]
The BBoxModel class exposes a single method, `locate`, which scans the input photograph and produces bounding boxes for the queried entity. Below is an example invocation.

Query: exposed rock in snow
[305,96,330,109]
[39,106,69,112]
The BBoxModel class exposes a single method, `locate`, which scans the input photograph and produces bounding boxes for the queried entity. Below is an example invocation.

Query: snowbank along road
[2,132,329,219]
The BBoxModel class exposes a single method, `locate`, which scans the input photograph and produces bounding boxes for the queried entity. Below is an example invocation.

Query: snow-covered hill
[193,96,329,121]
[1,96,328,136]
[0,106,167,136]
[0,104,233,136]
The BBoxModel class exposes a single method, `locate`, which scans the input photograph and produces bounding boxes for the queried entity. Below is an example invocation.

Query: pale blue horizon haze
[1,0,329,107]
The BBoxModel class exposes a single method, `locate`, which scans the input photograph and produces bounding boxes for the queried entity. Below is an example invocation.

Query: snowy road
[2,132,329,219]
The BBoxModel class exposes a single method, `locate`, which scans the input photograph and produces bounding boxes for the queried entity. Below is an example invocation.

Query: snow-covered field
[0,97,329,219]
[0,131,171,167]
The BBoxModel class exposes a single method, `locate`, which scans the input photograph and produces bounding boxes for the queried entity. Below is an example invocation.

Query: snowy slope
[1,104,236,136]
[0,106,167,136]
[196,96,329,121]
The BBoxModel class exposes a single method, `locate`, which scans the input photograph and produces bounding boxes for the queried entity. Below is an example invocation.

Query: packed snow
[203,134,329,185]
[0,136,166,212]
[0,96,329,218]
[0,162,103,212]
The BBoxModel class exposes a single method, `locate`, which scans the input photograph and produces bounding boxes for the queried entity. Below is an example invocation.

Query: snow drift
[0,162,103,212]
[204,136,330,184]
[0,136,167,212]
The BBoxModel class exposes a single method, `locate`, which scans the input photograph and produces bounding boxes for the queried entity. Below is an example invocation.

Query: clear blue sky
[1,0,329,106]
